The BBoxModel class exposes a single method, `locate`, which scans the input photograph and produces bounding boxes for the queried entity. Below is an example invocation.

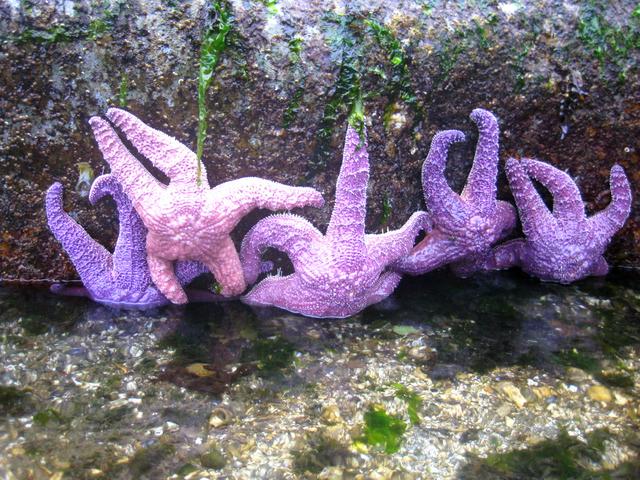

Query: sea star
[479,158,632,283]
[46,175,213,308]
[240,123,430,318]
[393,109,516,276]
[89,108,324,304]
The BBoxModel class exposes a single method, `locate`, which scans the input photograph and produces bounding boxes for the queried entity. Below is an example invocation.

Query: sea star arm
[45,182,112,293]
[392,230,466,275]
[364,271,403,306]
[520,159,585,219]
[49,283,90,297]
[478,239,526,271]
[461,108,500,211]
[89,117,165,208]
[423,130,468,226]
[209,177,324,229]
[588,164,632,241]
[242,274,327,317]
[105,108,205,186]
[240,213,321,285]
[325,125,370,248]
[365,211,431,267]
[590,256,609,276]
[174,261,209,285]
[89,174,149,291]
[505,158,555,241]
[146,254,187,304]
[201,236,246,297]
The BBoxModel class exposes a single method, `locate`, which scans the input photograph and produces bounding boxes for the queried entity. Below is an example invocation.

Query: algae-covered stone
[587,385,613,403]
[200,445,226,470]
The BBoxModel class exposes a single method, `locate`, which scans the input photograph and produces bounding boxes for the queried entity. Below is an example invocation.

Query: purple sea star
[89,108,324,304]
[479,158,632,283]
[393,109,516,276]
[240,124,430,318]
[46,174,213,308]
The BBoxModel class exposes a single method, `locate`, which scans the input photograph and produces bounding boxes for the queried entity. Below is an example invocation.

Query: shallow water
[1,270,639,479]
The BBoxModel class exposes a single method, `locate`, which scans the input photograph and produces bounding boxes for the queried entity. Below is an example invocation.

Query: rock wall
[1,0,639,280]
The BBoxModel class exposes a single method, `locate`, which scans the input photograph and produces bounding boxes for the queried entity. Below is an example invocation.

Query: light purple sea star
[46,174,213,308]
[240,124,430,318]
[479,158,632,283]
[393,109,516,276]
[89,108,324,304]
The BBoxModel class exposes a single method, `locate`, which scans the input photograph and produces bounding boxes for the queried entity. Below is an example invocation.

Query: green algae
[364,18,418,115]
[392,383,422,426]
[357,404,407,454]
[577,2,640,83]
[126,442,176,477]
[292,431,352,475]
[461,429,639,479]
[33,407,64,427]
[259,0,279,16]
[118,73,128,108]
[13,5,118,45]
[314,13,363,169]
[200,445,226,469]
[434,13,499,85]
[288,36,303,63]
[314,14,429,166]
[0,385,31,415]
[253,337,296,371]
[380,194,392,227]
[420,0,435,16]
[196,1,232,184]
[283,86,304,128]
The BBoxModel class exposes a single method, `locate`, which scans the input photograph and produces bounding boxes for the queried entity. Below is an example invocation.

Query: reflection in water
[1,270,639,478]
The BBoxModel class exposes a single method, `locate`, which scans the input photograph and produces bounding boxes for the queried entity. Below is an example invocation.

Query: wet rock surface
[1,0,639,280]
[1,269,639,478]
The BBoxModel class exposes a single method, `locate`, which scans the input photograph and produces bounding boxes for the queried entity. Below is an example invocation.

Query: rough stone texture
[1,0,639,280]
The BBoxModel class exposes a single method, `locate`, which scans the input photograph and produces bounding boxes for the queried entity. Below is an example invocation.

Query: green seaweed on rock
[356,404,407,454]
[577,2,640,83]
[392,383,423,425]
[0,385,32,415]
[118,73,128,108]
[460,429,640,479]
[364,18,419,118]
[292,431,352,475]
[196,1,232,184]
[253,337,296,371]
[314,12,364,169]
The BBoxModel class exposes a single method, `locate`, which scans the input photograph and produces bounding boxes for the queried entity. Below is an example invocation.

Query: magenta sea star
[46,174,212,308]
[479,158,632,283]
[89,108,324,304]
[394,109,516,276]
[240,124,430,318]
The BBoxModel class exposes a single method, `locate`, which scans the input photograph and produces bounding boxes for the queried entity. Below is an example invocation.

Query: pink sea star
[88,108,324,304]
[479,158,632,283]
[393,109,516,276]
[46,175,212,308]
[240,124,430,318]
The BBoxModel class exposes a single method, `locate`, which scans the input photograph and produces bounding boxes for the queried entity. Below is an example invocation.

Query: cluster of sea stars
[46,108,632,317]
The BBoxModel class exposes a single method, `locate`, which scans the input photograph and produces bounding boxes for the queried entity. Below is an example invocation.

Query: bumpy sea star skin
[88,108,324,304]
[479,158,632,283]
[393,109,516,276]
[46,175,211,308]
[240,124,430,318]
